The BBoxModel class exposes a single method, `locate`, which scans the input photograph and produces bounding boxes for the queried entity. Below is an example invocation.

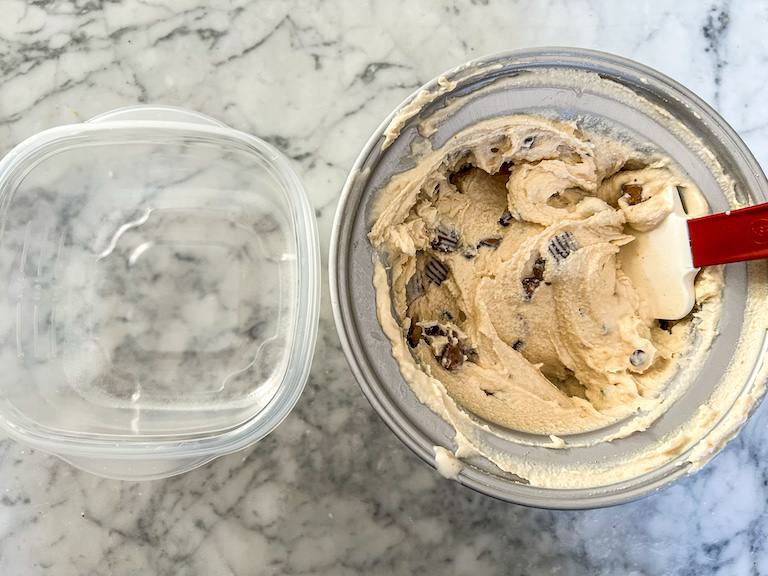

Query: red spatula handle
[688,203,768,267]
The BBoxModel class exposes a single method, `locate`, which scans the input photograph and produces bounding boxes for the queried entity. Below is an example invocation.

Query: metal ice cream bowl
[330,48,768,508]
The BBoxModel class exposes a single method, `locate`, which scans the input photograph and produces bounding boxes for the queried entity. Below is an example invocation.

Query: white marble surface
[1,0,768,574]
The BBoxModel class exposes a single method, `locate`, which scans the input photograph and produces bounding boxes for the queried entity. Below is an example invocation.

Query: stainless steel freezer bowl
[330,48,768,508]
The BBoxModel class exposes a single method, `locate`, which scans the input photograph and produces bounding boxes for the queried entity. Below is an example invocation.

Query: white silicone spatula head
[619,186,768,321]
[618,186,699,321]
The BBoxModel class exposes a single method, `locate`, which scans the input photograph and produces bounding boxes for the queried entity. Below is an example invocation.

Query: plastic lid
[0,106,320,479]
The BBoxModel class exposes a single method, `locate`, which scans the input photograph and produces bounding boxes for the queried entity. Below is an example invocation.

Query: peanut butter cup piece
[548,231,580,262]
[425,259,449,285]
[431,225,460,253]
[407,322,423,348]
[622,183,644,206]
[439,332,465,372]
[522,277,541,300]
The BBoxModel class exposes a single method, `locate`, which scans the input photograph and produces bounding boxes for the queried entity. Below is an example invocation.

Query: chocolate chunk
[425,259,449,285]
[630,349,647,367]
[439,333,465,372]
[423,324,444,337]
[477,237,501,250]
[548,231,580,262]
[522,277,541,300]
[658,318,681,332]
[406,271,425,303]
[520,258,546,302]
[498,211,514,227]
[512,339,524,351]
[498,162,514,176]
[622,183,644,206]
[431,225,460,253]
[522,135,535,149]
[407,322,422,348]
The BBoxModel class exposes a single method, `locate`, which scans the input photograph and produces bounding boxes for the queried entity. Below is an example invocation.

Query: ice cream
[344,61,768,494]
[369,114,724,438]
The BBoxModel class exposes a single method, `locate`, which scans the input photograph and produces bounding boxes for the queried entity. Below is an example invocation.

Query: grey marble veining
[1,0,768,574]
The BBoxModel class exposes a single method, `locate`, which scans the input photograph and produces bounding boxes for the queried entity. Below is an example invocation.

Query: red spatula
[618,186,768,321]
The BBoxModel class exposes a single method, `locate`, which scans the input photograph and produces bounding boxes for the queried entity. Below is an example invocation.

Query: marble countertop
[1,0,768,574]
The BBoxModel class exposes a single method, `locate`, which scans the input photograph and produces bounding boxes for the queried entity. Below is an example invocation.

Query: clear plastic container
[0,106,320,479]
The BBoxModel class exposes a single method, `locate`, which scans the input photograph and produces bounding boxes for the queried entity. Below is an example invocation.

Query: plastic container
[330,48,768,508]
[0,106,320,480]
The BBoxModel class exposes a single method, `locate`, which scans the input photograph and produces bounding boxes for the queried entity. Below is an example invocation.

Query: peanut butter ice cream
[370,114,723,437]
